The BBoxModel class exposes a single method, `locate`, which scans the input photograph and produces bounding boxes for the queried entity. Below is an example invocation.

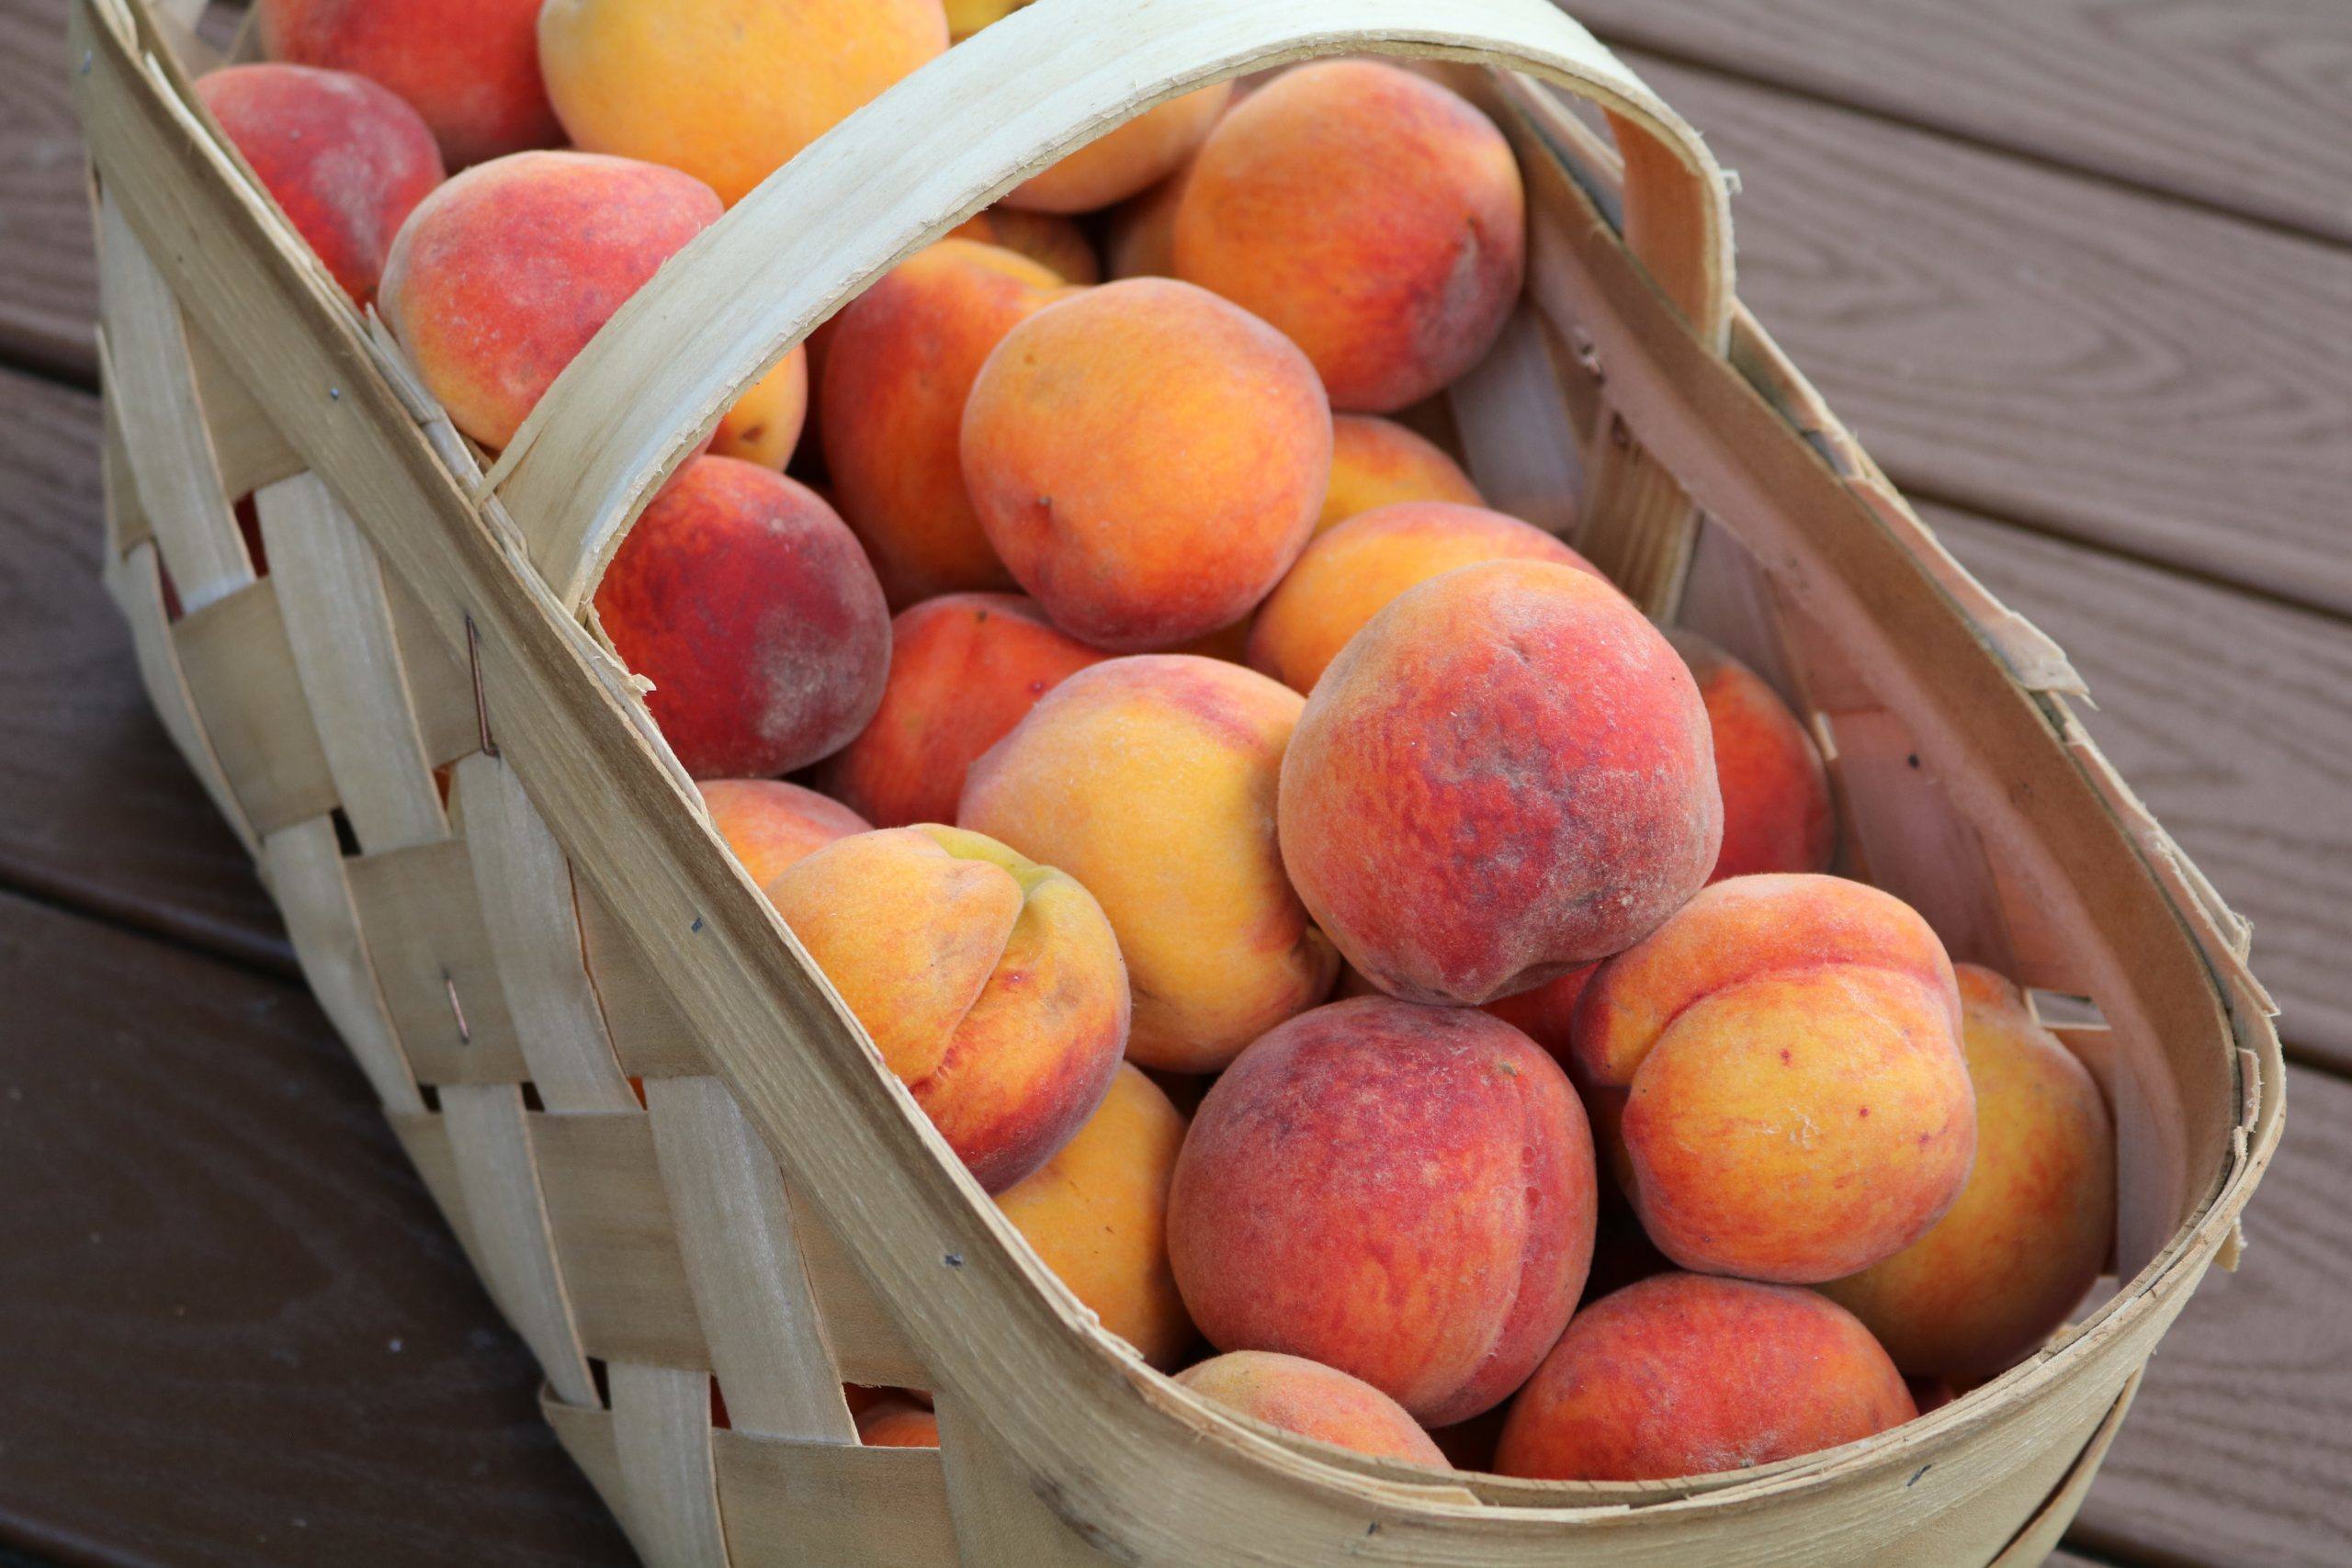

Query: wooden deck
[2,2,2346,1562]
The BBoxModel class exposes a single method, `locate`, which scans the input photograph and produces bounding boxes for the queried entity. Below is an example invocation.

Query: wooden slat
[0,888,630,1566]
[1570,0,2352,244]
[1928,504,2352,1070]
[716,1430,962,1568]
[0,0,99,382]
[1620,53,2352,617]
[609,1361,730,1568]
[532,1109,709,1371]
[344,836,528,1086]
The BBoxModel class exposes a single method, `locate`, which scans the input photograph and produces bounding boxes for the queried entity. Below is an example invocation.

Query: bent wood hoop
[70,0,2281,1562]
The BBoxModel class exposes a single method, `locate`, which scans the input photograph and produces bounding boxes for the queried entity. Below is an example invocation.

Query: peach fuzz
[822,593,1103,829]
[821,240,1069,605]
[1177,1352,1447,1469]
[1481,962,1597,1069]
[1495,1273,1915,1481]
[963,277,1331,651]
[1820,964,2114,1379]
[952,208,1102,284]
[959,656,1337,1074]
[856,1396,940,1448]
[696,780,868,891]
[379,152,720,451]
[196,65,444,307]
[537,0,946,208]
[1247,502,1597,694]
[1279,560,1720,1007]
[945,0,1028,39]
[592,457,888,779]
[257,0,560,168]
[1174,61,1524,412]
[766,826,1126,1192]
[1167,998,1595,1426]
[1007,85,1234,214]
[1319,415,1484,533]
[1574,874,1975,1283]
[996,1064,1193,1370]
[711,349,808,469]
[1668,630,1837,882]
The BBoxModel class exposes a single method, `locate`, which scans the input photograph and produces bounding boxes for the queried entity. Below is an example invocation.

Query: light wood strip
[439,1081,597,1407]
[787,1187,932,1392]
[1445,302,1586,541]
[260,813,424,1114]
[257,473,448,854]
[649,1076,862,1444]
[934,1392,1114,1567]
[716,1430,961,1568]
[577,876,708,1080]
[344,836,527,1085]
[454,753,637,1113]
[169,574,340,836]
[186,315,305,501]
[533,1110,708,1371]
[610,1361,731,1568]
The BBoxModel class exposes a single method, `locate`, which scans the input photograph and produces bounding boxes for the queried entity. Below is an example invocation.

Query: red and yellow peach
[1177,1351,1447,1468]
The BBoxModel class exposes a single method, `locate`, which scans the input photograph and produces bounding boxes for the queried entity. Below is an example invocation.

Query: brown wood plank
[0,0,98,384]
[1928,503,2352,1071]
[1570,0,2352,245]
[1626,53,2352,618]
[2067,1064,2352,1567]
[0,888,630,1567]
[0,364,290,972]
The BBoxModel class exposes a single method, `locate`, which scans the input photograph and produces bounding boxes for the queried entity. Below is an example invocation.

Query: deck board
[0,0,97,383]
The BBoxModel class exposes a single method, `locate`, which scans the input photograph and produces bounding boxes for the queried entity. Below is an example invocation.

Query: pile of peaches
[198,0,2117,1482]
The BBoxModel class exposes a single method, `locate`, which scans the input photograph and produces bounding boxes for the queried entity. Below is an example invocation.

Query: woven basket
[72,0,2283,1562]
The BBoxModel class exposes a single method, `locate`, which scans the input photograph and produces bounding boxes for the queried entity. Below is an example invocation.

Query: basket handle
[482,0,1734,612]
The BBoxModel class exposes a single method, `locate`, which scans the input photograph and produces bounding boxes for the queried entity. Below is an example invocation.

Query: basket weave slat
[67,0,2284,1560]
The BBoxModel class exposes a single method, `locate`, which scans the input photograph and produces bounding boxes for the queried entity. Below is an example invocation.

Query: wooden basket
[70,0,2285,1562]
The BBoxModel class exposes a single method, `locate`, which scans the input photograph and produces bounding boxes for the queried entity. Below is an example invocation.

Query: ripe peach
[1177,1351,1447,1469]
[822,593,1104,829]
[1007,85,1234,214]
[944,0,1027,40]
[1168,998,1596,1426]
[537,0,947,207]
[766,826,1127,1192]
[1667,630,1837,882]
[1321,414,1483,533]
[1496,1273,1916,1481]
[996,1064,1193,1370]
[1247,502,1596,694]
[953,208,1102,284]
[696,779,868,890]
[963,278,1331,651]
[820,240,1069,605]
[1279,560,1720,1007]
[592,457,888,779]
[1574,874,1975,1283]
[1481,962,1597,1069]
[196,64,444,307]
[1820,965,2114,1378]
[710,348,808,469]
[856,1396,940,1448]
[379,151,720,450]
[1174,62,1524,412]
[960,656,1336,1073]
[1106,165,1189,281]
[257,0,560,168]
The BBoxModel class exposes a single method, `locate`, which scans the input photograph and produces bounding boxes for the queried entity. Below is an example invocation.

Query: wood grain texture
[0,0,97,382]
[1572,0,2352,243]
[1623,53,2352,617]
[0,365,288,972]
[0,889,631,1567]
[1929,503,2352,1070]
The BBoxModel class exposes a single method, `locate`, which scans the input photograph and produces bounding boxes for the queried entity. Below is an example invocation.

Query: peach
[696,779,869,890]
[1174,62,1524,412]
[822,593,1104,829]
[257,0,560,168]
[1106,164,1189,281]
[1247,502,1597,694]
[1007,85,1234,214]
[592,457,889,779]
[1320,414,1484,532]
[1668,630,1837,882]
[196,64,444,307]
[1168,998,1596,1426]
[379,151,720,450]
[1495,1273,1916,1481]
[767,826,1127,1192]
[960,657,1337,1073]
[1820,965,2114,1378]
[856,1396,940,1448]
[537,0,947,208]
[1279,560,1720,1007]
[1481,962,1597,1068]
[1574,874,1975,1283]
[820,240,1069,605]
[710,348,808,469]
[952,209,1102,284]
[964,278,1332,650]
[944,0,1027,39]
[1177,1351,1447,1468]
[996,1064,1193,1370]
